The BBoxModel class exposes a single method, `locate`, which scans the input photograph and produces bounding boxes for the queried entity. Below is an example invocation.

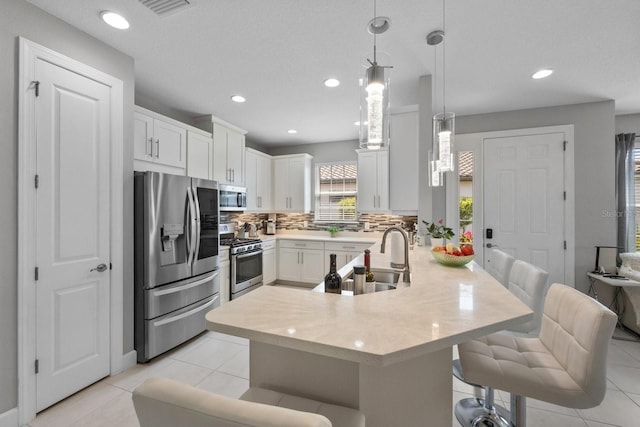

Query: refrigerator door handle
[186,186,197,266]
[152,270,219,297]
[193,185,202,261]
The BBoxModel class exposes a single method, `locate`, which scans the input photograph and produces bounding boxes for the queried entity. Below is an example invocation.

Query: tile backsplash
[221,212,418,233]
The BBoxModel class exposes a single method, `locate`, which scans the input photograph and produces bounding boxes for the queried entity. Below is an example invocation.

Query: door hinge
[563,140,567,151]
[35,359,39,374]
[564,241,567,250]
[563,191,566,200]
[34,267,39,281]
[32,80,40,97]
[110,262,113,270]
[34,174,39,189]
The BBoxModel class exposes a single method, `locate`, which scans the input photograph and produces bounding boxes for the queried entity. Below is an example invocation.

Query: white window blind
[634,145,640,250]
[315,162,358,222]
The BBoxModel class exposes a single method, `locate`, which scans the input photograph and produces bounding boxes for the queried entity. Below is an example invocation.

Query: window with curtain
[315,162,358,222]
[634,143,640,250]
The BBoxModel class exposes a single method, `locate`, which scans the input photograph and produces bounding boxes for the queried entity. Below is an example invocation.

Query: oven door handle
[235,249,263,260]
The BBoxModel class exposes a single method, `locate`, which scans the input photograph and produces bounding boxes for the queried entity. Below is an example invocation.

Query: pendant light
[359,0,393,150]
[428,0,455,186]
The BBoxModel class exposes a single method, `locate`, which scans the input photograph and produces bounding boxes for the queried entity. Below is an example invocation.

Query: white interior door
[483,132,566,284]
[35,58,111,411]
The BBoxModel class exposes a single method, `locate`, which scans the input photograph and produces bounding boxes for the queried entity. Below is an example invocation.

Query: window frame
[314,161,359,224]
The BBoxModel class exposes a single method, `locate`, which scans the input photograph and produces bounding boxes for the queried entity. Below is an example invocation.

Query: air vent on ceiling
[139,0,191,17]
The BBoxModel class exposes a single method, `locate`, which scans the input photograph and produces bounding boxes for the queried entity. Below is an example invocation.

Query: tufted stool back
[485,249,515,288]
[507,260,549,334]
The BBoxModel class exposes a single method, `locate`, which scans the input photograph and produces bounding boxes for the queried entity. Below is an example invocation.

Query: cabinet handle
[343,246,356,249]
[231,168,234,182]
[155,139,160,158]
[297,252,300,264]
[147,137,153,157]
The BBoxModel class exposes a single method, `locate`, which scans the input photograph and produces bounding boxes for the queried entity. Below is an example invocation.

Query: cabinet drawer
[261,239,277,251]
[278,239,324,250]
[324,241,372,253]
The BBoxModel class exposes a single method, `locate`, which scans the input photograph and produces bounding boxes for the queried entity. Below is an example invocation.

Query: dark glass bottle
[324,253,342,294]
[364,249,375,282]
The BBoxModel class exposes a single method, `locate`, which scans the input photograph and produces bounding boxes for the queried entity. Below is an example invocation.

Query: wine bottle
[324,253,342,294]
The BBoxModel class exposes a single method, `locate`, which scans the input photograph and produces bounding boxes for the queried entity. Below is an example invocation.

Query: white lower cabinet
[277,240,325,284]
[262,240,277,285]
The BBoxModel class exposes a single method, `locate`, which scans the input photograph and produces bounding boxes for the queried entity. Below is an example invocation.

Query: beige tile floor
[29,328,640,427]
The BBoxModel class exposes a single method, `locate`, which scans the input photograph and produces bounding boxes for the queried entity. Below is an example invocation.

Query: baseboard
[121,350,137,372]
[0,408,18,427]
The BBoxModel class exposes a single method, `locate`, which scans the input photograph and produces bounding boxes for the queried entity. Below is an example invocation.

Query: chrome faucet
[380,226,411,283]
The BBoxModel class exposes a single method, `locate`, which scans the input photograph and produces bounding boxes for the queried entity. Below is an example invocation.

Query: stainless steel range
[219,224,263,299]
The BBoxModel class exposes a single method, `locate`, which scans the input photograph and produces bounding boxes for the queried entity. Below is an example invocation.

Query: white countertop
[206,237,533,366]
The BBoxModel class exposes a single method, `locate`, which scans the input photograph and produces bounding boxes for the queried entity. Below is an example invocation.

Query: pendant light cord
[442,0,446,114]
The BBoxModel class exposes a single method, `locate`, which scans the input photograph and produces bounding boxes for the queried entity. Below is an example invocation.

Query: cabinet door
[376,150,390,211]
[187,131,213,179]
[288,157,306,211]
[219,260,230,304]
[273,158,290,211]
[325,251,351,271]
[390,112,419,212]
[257,154,272,211]
[263,249,276,285]
[245,150,259,210]
[278,247,301,281]
[300,249,325,283]
[153,119,186,168]
[357,151,378,212]
[212,124,229,183]
[134,112,154,161]
[226,130,245,185]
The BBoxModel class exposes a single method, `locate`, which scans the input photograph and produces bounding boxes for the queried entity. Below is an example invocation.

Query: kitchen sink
[368,268,401,285]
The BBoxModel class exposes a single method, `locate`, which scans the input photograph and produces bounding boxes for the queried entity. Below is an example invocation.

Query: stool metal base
[455,397,512,427]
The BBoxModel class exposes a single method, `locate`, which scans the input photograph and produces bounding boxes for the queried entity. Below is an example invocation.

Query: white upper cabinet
[195,115,247,186]
[212,123,245,185]
[389,109,419,213]
[186,129,213,180]
[273,154,313,213]
[357,149,389,213]
[245,148,272,212]
[134,107,187,174]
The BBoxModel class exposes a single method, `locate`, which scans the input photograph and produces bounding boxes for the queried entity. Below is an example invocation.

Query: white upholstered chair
[505,260,549,335]
[132,377,365,427]
[485,249,515,288]
[455,283,617,427]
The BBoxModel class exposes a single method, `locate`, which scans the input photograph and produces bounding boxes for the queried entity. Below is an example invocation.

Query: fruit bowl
[431,250,475,267]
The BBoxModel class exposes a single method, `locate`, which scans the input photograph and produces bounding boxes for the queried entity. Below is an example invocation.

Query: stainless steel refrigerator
[134,171,220,362]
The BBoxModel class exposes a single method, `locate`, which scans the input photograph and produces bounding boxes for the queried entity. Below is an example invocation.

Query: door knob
[90,263,108,272]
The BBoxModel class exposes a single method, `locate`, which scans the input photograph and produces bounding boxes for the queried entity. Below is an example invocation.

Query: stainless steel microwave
[219,184,247,211]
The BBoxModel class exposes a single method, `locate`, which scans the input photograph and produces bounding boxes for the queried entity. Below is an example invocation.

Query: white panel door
[288,157,306,211]
[35,59,111,411]
[133,112,154,161]
[212,124,229,183]
[226,129,244,185]
[483,132,565,284]
[257,154,272,210]
[245,150,259,210]
[273,158,289,211]
[376,150,389,211]
[300,249,325,283]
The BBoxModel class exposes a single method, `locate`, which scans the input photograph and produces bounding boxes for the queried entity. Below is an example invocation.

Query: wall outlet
[364,221,370,231]
[303,220,308,228]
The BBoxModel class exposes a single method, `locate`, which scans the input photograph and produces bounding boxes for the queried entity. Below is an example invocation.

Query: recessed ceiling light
[231,95,246,103]
[324,78,340,88]
[100,11,130,30]
[531,69,553,79]
[287,129,297,134]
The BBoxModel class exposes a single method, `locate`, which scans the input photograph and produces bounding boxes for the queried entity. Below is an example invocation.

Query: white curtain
[616,133,637,253]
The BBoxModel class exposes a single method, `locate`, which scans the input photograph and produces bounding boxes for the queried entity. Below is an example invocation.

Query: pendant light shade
[360,63,390,149]
[433,111,455,172]
[359,1,392,150]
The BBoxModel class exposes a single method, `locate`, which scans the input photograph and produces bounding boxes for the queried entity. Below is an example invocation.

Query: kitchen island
[206,239,533,426]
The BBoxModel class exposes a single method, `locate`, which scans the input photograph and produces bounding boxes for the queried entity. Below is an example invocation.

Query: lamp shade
[432,111,455,172]
[359,63,390,150]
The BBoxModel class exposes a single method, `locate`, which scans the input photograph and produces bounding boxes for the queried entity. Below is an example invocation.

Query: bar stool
[453,260,549,426]
[455,284,617,427]
[485,249,515,288]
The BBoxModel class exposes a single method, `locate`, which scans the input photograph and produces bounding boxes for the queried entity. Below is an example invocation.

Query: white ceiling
[25,0,640,146]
